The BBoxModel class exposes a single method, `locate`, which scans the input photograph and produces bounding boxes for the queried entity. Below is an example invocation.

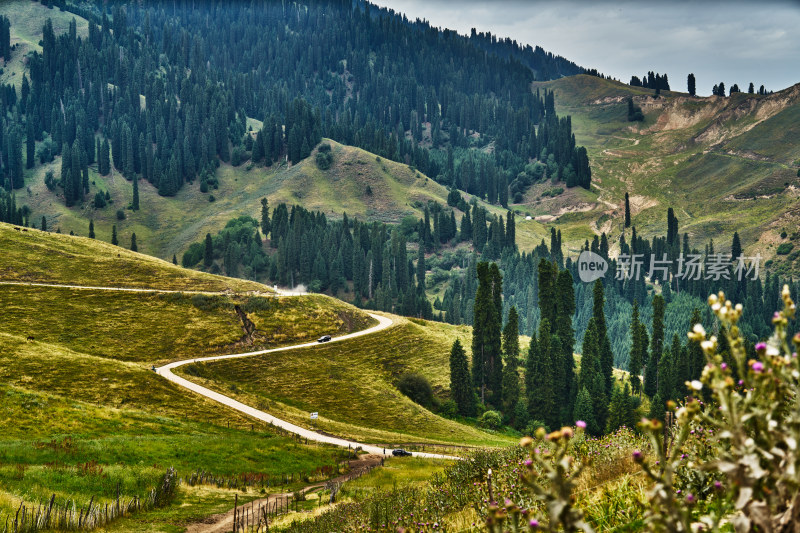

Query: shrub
[44,170,57,191]
[396,373,433,407]
[315,150,333,170]
[93,192,107,208]
[439,399,457,419]
[116,209,126,220]
[776,242,794,255]
[478,410,503,430]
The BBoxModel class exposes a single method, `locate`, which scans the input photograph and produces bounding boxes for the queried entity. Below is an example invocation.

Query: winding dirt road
[156,312,457,460]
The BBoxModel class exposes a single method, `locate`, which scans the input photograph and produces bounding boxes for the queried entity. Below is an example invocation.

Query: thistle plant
[637,285,800,532]
[486,426,593,532]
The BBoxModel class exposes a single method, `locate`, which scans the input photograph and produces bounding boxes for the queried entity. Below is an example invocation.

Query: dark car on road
[392,449,412,457]
[317,335,332,343]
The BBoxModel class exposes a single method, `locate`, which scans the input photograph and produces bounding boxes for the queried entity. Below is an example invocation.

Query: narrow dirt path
[185,454,384,533]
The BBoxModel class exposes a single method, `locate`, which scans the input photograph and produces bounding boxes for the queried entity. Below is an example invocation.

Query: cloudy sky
[372,1,800,95]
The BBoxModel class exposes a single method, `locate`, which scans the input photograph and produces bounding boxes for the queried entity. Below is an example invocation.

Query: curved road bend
[156,313,459,461]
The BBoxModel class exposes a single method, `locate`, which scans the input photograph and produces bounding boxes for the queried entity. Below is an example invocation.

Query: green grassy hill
[528,75,800,272]
[0,222,509,528]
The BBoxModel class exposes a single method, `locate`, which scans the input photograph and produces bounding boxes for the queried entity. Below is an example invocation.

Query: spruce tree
[501,362,520,417]
[645,294,665,397]
[89,219,95,239]
[687,73,696,96]
[555,269,576,422]
[111,225,118,245]
[628,300,643,394]
[592,280,614,394]
[449,339,475,416]
[472,262,502,406]
[131,233,138,252]
[26,119,35,169]
[687,308,705,381]
[204,233,214,267]
[172,254,177,265]
[41,216,47,232]
[573,387,596,434]
[260,198,271,239]
[527,318,556,429]
[99,138,110,176]
[624,192,631,227]
[537,258,556,329]
[132,176,139,211]
[502,306,520,362]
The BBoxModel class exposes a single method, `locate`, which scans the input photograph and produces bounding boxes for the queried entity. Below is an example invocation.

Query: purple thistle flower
[576,420,587,429]
[529,519,540,527]
[752,361,764,373]
[755,342,767,352]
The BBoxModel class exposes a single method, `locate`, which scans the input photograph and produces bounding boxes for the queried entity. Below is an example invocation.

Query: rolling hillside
[528,75,800,272]
[0,221,511,527]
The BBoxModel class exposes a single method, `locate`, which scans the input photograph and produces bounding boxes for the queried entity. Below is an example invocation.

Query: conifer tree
[527,318,556,429]
[687,73,696,96]
[648,392,665,421]
[260,198,271,239]
[26,119,35,169]
[501,362,520,417]
[502,306,520,362]
[645,294,665,397]
[41,216,47,232]
[173,254,177,265]
[99,138,110,176]
[111,225,118,245]
[132,176,139,210]
[624,192,631,227]
[687,308,704,380]
[606,382,635,433]
[628,300,643,394]
[204,233,213,267]
[592,280,614,394]
[449,339,475,416]
[472,262,502,405]
[131,233,137,252]
[537,258,556,329]
[573,387,596,434]
[554,269,576,420]
[89,219,95,239]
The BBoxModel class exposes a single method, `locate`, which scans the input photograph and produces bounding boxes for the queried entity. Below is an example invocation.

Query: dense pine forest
[0,0,590,217]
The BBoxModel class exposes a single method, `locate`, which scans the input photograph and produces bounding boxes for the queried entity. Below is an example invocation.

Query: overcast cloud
[371,1,800,95]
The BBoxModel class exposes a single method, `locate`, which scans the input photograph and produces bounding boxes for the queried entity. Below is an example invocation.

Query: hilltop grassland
[529,75,800,271]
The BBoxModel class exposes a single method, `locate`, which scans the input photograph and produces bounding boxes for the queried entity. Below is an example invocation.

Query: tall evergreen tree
[204,233,214,267]
[527,319,556,429]
[624,192,631,227]
[503,306,520,362]
[132,176,139,210]
[628,300,643,394]
[130,233,138,252]
[645,294,665,397]
[573,387,596,434]
[449,339,475,416]
[89,219,95,239]
[111,224,118,245]
[592,280,614,394]
[687,73,696,96]
[260,198,271,239]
